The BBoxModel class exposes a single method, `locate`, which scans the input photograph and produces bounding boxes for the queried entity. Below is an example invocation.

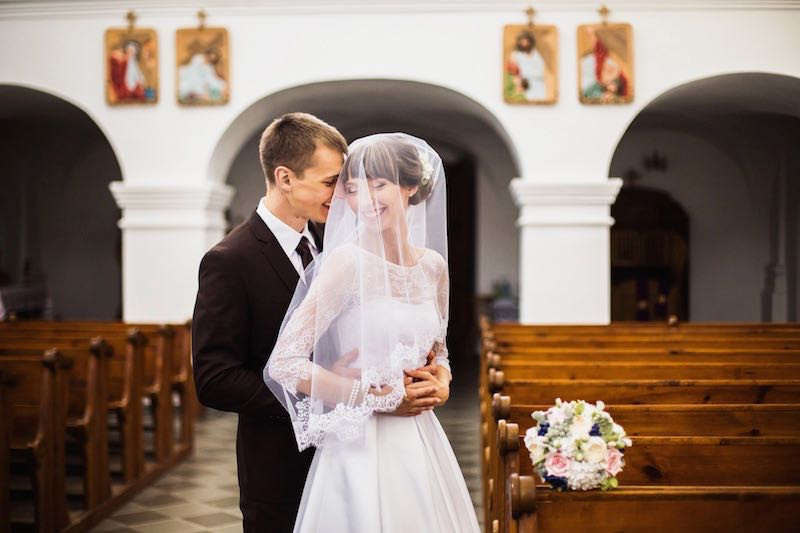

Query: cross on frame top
[125,10,137,31]
[197,9,207,30]
[598,5,611,24]
[525,6,536,27]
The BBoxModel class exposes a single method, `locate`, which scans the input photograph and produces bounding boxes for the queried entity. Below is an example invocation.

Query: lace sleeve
[266,250,356,395]
[434,255,451,372]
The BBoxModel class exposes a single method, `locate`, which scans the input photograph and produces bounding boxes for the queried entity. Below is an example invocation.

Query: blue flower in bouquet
[589,424,601,436]
[544,475,568,491]
[537,422,550,436]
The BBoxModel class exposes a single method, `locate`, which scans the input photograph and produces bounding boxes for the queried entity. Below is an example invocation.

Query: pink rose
[605,448,624,476]
[544,452,571,477]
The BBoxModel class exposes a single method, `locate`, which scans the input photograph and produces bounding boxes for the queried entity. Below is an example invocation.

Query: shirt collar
[256,198,317,258]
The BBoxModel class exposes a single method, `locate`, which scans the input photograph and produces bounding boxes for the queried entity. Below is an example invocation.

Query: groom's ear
[274,165,293,191]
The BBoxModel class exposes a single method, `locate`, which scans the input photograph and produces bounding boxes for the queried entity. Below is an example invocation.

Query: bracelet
[347,379,361,408]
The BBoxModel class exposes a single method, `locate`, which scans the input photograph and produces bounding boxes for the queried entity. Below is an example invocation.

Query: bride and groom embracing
[193,113,480,533]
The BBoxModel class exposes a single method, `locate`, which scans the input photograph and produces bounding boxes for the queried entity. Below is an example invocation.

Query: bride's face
[344,177,412,232]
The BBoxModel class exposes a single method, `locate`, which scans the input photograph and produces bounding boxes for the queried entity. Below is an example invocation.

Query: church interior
[1,0,799,531]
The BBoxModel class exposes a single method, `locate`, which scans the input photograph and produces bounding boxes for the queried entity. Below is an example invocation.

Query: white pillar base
[109,182,234,323]
[510,178,622,324]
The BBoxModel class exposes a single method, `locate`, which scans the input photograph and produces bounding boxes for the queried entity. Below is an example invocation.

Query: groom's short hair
[259,112,347,185]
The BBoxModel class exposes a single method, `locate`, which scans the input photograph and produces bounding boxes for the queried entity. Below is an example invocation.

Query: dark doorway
[611,186,689,321]
[444,155,477,366]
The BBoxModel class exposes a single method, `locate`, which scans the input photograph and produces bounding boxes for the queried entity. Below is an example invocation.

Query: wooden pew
[0,370,15,533]
[0,321,197,532]
[171,321,196,452]
[2,322,181,462]
[479,320,800,533]
[0,349,71,533]
[496,424,800,532]
[507,475,800,533]
[0,330,146,484]
[494,399,800,437]
[502,429,800,487]
[490,378,800,405]
[486,346,800,365]
[0,340,113,511]
[488,360,800,380]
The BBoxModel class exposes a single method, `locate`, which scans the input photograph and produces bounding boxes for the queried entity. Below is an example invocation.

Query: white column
[510,178,623,324]
[109,182,235,323]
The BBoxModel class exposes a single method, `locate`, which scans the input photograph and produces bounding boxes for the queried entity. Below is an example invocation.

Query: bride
[264,133,480,532]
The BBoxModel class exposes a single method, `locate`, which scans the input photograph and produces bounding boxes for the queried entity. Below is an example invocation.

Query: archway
[610,73,800,322]
[208,79,522,371]
[0,85,123,319]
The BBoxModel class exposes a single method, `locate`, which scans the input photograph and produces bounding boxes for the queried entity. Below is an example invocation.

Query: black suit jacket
[192,211,320,531]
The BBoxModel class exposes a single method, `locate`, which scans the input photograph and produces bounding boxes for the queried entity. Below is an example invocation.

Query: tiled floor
[93,411,242,532]
[95,368,482,532]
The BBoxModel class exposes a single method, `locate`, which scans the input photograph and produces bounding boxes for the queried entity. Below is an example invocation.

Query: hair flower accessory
[418,148,434,187]
[524,399,632,491]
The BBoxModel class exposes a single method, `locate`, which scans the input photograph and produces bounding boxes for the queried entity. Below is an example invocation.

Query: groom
[192,113,447,532]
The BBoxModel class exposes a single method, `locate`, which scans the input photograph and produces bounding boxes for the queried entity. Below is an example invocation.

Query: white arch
[206,79,521,184]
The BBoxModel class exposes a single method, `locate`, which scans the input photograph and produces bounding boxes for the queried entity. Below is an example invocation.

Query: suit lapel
[247,211,299,293]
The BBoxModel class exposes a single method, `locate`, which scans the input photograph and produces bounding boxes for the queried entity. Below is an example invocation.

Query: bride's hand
[367,384,393,396]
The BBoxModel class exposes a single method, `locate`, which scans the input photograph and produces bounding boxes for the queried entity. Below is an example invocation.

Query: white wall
[1,1,798,321]
[2,2,798,187]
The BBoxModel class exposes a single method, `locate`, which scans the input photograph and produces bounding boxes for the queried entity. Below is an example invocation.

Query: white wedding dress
[269,247,480,533]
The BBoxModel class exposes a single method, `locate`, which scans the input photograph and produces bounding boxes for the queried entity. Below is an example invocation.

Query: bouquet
[524,399,632,491]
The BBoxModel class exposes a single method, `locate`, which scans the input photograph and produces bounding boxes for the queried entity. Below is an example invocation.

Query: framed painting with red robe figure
[105,27,158,105]
[577,23,634,104]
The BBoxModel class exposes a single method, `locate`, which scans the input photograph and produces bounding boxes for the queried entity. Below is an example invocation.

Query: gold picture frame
[104,27,158,105]
[176,26,230,106]
[577,23,634,104]
[503,24,559,105]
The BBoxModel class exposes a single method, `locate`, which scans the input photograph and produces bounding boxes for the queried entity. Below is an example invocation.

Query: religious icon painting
[577,23,634,104]
[503,24,559,105]
[105,27,158,105]
[176,26,230,106]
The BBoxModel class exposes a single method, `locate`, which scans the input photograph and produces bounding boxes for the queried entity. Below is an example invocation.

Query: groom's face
[288,144,344,223]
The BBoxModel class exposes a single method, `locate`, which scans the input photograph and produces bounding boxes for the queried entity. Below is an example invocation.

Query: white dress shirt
[256,198,318,277]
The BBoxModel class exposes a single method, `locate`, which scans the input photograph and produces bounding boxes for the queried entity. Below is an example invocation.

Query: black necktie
[296,236,313,270]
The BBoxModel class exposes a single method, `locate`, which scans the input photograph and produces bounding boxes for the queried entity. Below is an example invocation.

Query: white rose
[523,428,538,449]
[547,408,567,427]
[582,436,609,463]
[529,445,546,465]
[570,413,593,436]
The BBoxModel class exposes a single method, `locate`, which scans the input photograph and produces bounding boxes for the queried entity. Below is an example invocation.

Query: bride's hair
[340,136,434,205]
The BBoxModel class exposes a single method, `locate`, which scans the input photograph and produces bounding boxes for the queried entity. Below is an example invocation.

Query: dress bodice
[332,297,442,373]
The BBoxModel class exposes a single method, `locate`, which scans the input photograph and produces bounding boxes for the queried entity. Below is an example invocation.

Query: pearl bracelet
[347,379,361,408]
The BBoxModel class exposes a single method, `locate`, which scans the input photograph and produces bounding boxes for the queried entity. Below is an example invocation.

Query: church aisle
[94,390,483,532]
[93,411,242,532]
